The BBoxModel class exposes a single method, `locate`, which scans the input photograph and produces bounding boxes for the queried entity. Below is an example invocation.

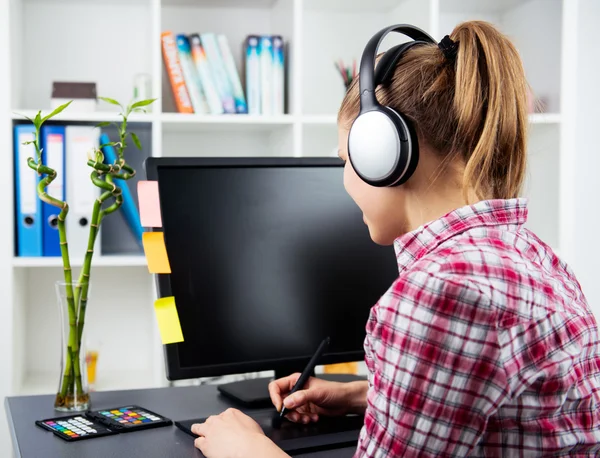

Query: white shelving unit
[12,255,148,268]
[3,0,598,453]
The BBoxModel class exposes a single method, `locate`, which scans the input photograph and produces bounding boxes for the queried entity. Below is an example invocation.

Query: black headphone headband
[358,24,436,110]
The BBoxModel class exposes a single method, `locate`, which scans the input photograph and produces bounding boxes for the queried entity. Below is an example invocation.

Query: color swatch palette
[36,415,115,441]
[94,407,164,428]
[85,405,172,432]
[36,405,172,442]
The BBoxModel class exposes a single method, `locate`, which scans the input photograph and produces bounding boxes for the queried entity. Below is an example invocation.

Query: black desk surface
[4,384,357,458]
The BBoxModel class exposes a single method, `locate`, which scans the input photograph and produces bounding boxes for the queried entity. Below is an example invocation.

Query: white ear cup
[348,111,401,182]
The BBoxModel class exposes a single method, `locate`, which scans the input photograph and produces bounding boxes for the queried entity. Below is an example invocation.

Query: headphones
[348,24,436,187]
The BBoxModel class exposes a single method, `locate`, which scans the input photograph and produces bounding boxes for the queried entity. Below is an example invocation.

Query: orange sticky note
[138,181,163,227]
[154,296,184,344]
[142,232,171,273]
[323,362,359,375]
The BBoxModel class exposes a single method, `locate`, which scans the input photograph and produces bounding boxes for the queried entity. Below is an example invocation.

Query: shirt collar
[393,198,528,272]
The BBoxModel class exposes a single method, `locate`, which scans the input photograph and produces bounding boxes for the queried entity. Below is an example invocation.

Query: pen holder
[335,59,357,91]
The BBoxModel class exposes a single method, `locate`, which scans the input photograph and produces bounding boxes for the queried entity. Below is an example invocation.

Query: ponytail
[452,21,528,200]
[339,20,529,202]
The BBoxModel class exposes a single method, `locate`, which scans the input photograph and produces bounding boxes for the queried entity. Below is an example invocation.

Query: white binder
[65,126,101,260]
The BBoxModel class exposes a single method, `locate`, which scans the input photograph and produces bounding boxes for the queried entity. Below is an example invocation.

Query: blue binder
[100,133,143,245]
[41,125,66,256]
[14,124,42,256]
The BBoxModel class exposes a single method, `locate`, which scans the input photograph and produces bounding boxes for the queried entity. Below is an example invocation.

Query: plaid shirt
[355,198,600,457]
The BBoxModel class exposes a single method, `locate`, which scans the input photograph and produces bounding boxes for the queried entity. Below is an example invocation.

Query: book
[161,31,194,114]
[258,35,273,116]
[189,34,224,115]
[175,34,209,114]
[217,34,248,114]
[272,35,285,115]
[200,33,236,114]
[245,35,261,115]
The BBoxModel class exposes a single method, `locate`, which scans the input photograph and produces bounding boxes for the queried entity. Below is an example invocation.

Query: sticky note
[323,362,358,375]
[138,181,162,227]
[154,296,184,344]
[142,232,171,273]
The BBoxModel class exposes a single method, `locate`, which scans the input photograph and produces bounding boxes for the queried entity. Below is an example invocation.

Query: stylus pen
[279,336,330,418]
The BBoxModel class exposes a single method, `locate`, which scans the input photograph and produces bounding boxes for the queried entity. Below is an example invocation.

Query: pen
[279,336,330,418]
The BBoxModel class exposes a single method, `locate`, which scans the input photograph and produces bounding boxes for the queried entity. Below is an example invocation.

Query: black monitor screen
[154,159,399,378]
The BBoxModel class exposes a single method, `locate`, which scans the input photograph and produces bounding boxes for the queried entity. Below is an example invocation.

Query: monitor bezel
[144,156,368,381]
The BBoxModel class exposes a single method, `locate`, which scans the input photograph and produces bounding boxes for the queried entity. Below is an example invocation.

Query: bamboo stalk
[73,115,135,354]
[76,172,122,344]
[20,98,155,408]
[25,117,78,401]
[72,167,124,392]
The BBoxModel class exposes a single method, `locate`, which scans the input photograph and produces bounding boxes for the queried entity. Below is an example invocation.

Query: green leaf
[33,111,42,129]
[99,142,117,149]
[22,141,35,145]
[95,121,111,128]
[41,100,72,124]
[130,132,142,150]
[14,112,34,123]
[98,97,122,107]
[131,98,157,110]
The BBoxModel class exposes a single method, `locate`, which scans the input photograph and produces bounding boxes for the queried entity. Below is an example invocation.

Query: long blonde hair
[339,21,529,202]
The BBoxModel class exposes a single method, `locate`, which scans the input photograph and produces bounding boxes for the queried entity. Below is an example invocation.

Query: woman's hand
[191,408,287,458]
[269,373,368,424]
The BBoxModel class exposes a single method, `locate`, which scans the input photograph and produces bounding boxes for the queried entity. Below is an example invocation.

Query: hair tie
[438,35,458,60]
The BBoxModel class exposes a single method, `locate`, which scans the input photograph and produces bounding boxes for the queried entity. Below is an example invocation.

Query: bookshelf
[2,0,599,453]
[12,255,147,268]
[10,111,156,123]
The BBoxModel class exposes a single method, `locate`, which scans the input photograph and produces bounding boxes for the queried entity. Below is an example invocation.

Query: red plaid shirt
[355,198,600,457]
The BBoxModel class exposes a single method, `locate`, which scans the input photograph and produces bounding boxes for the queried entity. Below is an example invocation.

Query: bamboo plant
[21,96,156,409]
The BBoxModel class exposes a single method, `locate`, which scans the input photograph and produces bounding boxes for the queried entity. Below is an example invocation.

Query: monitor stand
[217,368,366,408]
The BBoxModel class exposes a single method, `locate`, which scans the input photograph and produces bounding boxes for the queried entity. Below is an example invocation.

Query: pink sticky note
[138,181,163,227]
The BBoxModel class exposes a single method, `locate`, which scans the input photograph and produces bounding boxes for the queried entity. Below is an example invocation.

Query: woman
[192,20,600,457]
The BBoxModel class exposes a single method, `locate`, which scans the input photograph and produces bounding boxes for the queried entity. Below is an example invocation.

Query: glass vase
[54,281,91,411]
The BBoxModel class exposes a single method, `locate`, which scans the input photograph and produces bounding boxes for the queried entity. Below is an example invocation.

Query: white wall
[301,10,392,115]
[301,0,431,115]
[21,1,152,110]
[501,0,562,113]
[571,0,600,320]
[439,0,562,113]
[523,124,560,250]
[23,268,154,379]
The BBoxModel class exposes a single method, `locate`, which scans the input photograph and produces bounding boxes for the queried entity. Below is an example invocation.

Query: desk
[4,384,357,458]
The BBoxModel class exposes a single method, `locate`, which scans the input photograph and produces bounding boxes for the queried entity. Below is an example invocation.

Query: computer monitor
[144,157,398,404]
